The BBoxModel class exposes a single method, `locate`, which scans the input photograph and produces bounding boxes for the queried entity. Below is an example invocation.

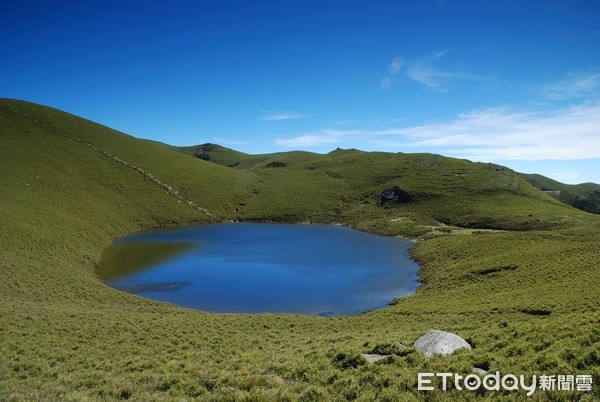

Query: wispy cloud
[260,111,304,121]
[330,119,356,126]
[213,137,247,146]
[551,171,580,182]
[405,50,481,92]
[372,118,406,125]
[276,129,362,148]
[276,135,338,148]
[275,102,600,161]
[542,69,600,100]
[382,51,484,92]
[387,103,600,160]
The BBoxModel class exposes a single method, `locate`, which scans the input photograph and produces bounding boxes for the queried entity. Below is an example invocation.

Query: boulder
[414,329,472,357]
[377,186,411,207]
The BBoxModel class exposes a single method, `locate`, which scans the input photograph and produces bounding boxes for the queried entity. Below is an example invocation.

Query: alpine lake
[97,223,420,316]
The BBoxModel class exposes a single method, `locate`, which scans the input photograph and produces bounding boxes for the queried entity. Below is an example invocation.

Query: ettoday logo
[418,372,593,396]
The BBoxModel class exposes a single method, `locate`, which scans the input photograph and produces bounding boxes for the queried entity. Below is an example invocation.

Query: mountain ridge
[179,141,600,216]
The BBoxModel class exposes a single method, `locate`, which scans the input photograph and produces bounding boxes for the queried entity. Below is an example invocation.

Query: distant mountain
[174,143,311,169]
[520,173,600,214]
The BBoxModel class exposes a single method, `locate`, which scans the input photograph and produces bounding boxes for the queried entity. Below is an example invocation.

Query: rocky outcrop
[265,161,286,168]
[414,329,472,357]
[377,186,411,207]
[194,143,215,161]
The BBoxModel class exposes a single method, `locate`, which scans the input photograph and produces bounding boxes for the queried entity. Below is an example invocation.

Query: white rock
[414,329,472,357]
[361,353,388,363]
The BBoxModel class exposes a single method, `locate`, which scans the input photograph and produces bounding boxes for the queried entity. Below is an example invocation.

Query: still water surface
[97,223,419,315]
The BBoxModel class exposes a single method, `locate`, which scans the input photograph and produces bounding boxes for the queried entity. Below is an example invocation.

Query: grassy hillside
[1,99,599,401]
[521,173,600,214]
[176,143,593,235]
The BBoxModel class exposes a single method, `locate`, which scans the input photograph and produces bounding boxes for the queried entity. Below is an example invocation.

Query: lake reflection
[97,223,419,315]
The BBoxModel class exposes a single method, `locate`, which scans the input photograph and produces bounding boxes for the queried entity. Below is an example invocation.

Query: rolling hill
[1,98,599,401]
[179,142,600,217]
[521,173,600,214]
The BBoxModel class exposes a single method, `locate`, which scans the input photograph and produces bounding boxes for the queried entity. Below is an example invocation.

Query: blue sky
[2,0,599,184]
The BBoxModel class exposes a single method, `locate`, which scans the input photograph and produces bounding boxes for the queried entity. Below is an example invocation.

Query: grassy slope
[521,173,600,214]
[1,99,599,401]
[181,144,593,234]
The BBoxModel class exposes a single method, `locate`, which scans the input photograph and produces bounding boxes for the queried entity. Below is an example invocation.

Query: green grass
[1,98,599,401]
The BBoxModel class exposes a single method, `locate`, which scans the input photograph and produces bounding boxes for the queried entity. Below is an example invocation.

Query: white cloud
[542,69,600,100]
[260,111,304,121]
[275,102,600,161]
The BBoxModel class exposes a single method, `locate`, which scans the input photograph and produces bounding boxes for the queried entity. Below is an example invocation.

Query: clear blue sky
[2,0,599,184]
